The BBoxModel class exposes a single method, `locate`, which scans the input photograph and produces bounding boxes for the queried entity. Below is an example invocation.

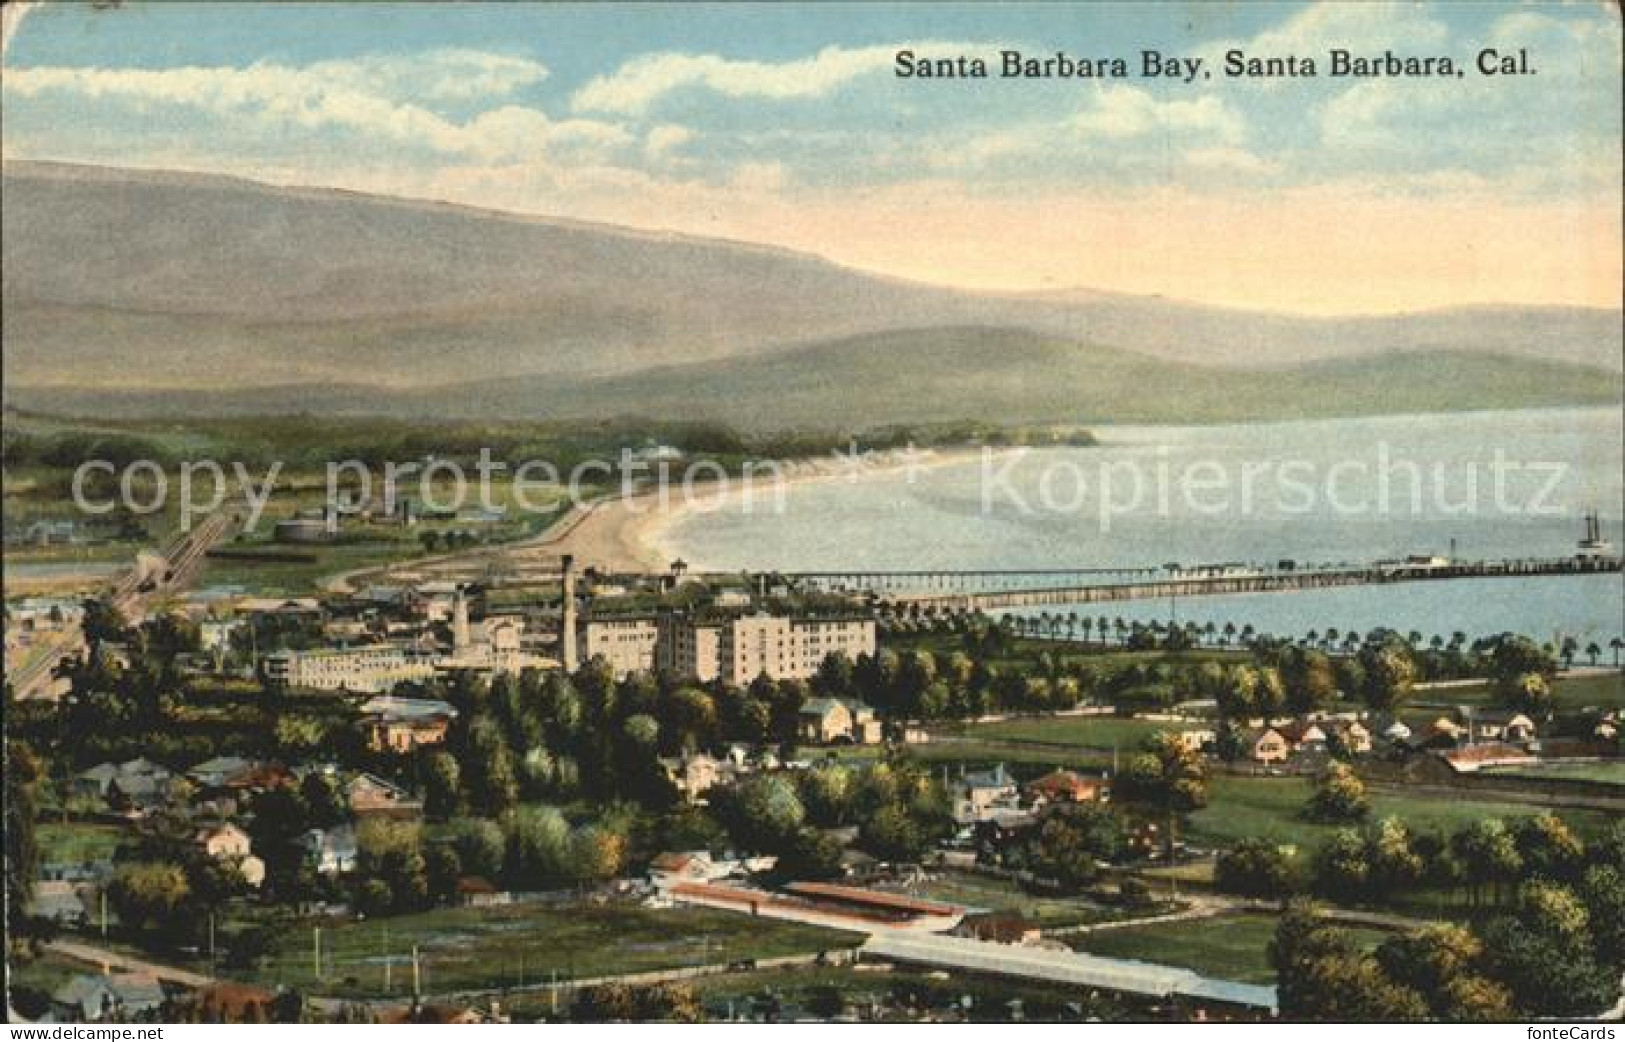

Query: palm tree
[1080,617,1094,646]
[1240,623,1256,647]
[1611,637,1623,668]
[1430,635,1444,652]
[1326,627,1341,650]
[1305,629,1320,649]
[1560,636,1578,669]
[1203,621,1217,647]
[1585,642,1601,666]
[1222,621,1236,647]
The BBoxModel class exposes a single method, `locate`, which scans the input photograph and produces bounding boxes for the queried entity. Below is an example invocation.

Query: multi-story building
[580,611,876,685]
[578,615,662,678]
[262,645,437,693]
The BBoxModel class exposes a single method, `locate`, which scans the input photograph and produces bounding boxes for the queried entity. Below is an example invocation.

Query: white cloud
[2,53,633,166]
[1185,146,1280,177]
[573,42,964,114]
[643,123,693,161]
[1071,86,1246,145]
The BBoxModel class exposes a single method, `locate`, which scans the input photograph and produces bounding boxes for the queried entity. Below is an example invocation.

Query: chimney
[561,555,578,672]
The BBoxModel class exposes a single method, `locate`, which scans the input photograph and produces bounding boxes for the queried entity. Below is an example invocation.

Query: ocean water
[663,407,1624,642]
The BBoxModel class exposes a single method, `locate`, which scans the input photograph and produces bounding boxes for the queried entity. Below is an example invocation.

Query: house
[648,851,724,888]
[1278,720,1329,754]
[799,698,882,745]
[1240,727,1290,764]
[1381,720,1414,746]
[360,696,458,752]
[51,973,166,1023]
[1331,720,1373,755]
[954,764,1020,824]
[1464,710,1537,745]
[346,772,423,818]
[1175,729,1215,755]
[1438,743,1539,773]
[196,823,252,860]
[26,881,88,926]
[301,824,359,875]
[194,824,265,887]
[1024,769,1110,806]
[187,755,256,790]
[658,752,732,803]
[455,876,512,908]
[77,758,176,816]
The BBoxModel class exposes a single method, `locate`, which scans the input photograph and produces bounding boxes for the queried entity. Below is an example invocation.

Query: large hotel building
[579,611,876,685]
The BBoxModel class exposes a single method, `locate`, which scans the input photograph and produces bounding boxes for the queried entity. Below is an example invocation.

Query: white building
[262,645,437,693]
[580,611,876,685]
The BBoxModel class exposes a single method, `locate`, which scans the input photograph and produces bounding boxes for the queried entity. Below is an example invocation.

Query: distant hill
[12,328,1619,431]
[3,160,1620,424]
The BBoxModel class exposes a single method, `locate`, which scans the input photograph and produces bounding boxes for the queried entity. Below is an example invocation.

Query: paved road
[47,938,215,988]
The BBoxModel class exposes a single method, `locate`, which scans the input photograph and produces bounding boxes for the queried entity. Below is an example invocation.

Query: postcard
[2,1,1621,1030]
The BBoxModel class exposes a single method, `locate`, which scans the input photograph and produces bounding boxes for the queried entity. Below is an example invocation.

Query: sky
[2,1,1620,315]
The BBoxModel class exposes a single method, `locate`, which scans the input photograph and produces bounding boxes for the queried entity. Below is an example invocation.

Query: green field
[37,822,127,865]
[240,901,859,999]
[1486,760,1625,786]
[1411,672,1624,712]
[888,869,1170,928]
[1069,912,1391,984]
[960,715,1180,752]
[1184,775,1608,853]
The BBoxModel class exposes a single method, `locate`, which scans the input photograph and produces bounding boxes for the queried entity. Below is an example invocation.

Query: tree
[1500,672,1553,716]
[1306,763,1369,824]
[1283,649,1339,714]
[715,774,805,853]
[1512,812,1584,883]
[1452,819,1522,907]
[1215,838,1303,901]
[1487,636,1557,708]
[1270,902,1428,1021]
[422,751,463,817]
[1021,803,1125,893]
[1359,643,1417,712]
[1482,881,1618,1017]
[108,861,192,936]
[1115,732,1207,860]
[1375,925,1512,1021]
[355,819,428,913]
[4,740,42,925]
[501,804,573,887]
[1313,829,1372,902]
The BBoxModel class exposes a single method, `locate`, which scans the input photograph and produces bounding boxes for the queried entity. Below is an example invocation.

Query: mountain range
[3,160,1620,429]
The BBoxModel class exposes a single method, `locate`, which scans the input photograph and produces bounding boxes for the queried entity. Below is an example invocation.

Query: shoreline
[533,445,1003,575]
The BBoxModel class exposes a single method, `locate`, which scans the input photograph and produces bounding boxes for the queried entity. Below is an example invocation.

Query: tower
[560,554,579,672]
[451,586,471,652]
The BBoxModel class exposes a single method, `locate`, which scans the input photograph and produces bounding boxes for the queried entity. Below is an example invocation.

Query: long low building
[861,930,1278,1013]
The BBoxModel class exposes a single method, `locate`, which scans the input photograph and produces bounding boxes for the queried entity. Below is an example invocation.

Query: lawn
[961,715,1180,752]
[1486,760,1625,786]
[1183,775,1608,853]
[240,900,860,999]
[886,869,1160,928]
[1068,912,1391,985]
[37,822,127,865]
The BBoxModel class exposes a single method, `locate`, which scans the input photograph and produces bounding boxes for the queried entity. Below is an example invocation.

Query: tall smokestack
[561,555,578,672]
[451,586,471,652]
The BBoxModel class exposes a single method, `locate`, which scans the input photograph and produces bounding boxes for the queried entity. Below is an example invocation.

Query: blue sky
[2,1,1620,313]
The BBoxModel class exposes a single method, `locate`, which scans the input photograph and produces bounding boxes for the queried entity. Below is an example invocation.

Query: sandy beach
[521,445,1001,576]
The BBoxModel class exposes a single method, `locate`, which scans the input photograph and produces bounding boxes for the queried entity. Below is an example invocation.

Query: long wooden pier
[782,556,1622,612]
